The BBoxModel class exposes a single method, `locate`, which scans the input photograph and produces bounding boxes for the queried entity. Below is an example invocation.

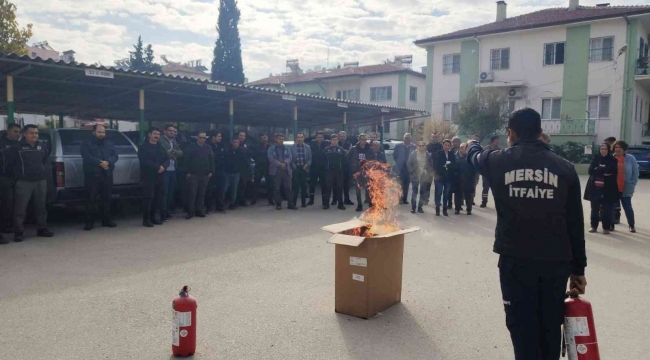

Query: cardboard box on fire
[322,218,420,319]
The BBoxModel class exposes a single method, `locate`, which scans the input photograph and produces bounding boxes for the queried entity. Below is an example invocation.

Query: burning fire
[352,160,401,237]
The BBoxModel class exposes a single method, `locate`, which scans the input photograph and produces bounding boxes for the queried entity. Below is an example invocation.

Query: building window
[589,37,614,62]
[588,95,610,119]
[443,103,459,121]
[370,86,392,102]
[544,42,565,66]
[503,100,516,114]
[541,98,562,119]
[336,89,360,101]
[490,48,510,70]
[409,86,418,102]
[443,54,461,74]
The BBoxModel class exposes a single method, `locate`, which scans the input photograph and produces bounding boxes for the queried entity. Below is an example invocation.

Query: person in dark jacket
[0,123,21,243]
[138,128,169,227]
[348,134,372,211]
[236,130,253,206]
[407,141,433,213]
[222,138,248,210]
[370,141,387,164]
[337,131,354,206]
[8,125,54,242]
[584,144,618,234]
[268,133,297,210]
[206,131,226,213]
[425,132,443,205]
[251,134,273,206]
[455,143,476,215]
[80,125,118,230]
[182,131,214,219]
[467,108,587,360]
[323,134,347,210]
[308,131,330,205]
[480,135,501,208]
[159,125,183,221]
[393,133,416,204]
[433,139,456,216]
[291,133,312,208]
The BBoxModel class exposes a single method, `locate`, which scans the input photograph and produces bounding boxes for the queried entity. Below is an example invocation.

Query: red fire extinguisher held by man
[172,286,197,357]
[563,291,600,360]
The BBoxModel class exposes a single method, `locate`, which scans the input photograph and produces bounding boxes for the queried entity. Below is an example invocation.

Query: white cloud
[13,0,650,81]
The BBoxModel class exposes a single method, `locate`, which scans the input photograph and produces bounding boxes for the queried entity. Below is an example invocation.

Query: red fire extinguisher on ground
[172,286,197,357]
[563,293,600,360]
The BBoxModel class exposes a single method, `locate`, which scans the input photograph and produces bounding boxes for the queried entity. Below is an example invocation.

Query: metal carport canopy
[0,52,427,128]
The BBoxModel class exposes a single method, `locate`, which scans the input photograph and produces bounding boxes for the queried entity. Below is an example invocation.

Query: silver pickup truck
[44,129,141,205]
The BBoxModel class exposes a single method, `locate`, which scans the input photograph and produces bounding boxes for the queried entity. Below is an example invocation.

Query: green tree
[129,35,146,71]
[211,0,245,83]
[0,0,32,55]
[457,89,508,140]
[145,44,162,72]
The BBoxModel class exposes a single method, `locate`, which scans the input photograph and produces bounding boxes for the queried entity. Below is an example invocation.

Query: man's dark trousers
[13,179,48,233]
[342,165,352,203]
[292,168,309,206]
[309,166,326,203]
[142,179,163,223]
[85,175,113,224]
[0,176,15,232]
[186,174,209,215]
[253,164,273,204]
[399,165,410,203]
[499,255,571,360]
[206,171,226,212]
[324,170,343,204]
[238,172,251,205]
[161,170,177,216]
[481,175,490,205]
[273,170,293,206]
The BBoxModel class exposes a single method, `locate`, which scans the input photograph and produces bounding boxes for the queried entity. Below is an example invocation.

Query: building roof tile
[415,5,650,45]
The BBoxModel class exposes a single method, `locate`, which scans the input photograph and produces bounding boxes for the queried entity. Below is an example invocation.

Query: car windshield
[59,130,136,155]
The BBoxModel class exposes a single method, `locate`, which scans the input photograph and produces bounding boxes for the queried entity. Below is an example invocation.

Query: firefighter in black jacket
[467,108,587,360]
[322,134,346,210]
[182,131,214,219]
[0,123,21,243]
[308,131,330,206]
[80,125,118,231]
[8,125,54,242]
[138,128,170,227]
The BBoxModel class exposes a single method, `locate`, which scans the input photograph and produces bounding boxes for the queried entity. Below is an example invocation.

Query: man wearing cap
[467,108,587,360]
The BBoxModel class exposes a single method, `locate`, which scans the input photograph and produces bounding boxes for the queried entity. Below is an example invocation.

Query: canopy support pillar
[6,75,14,125]
[379,116,385,145]
[343,112,347,132]
[293,106,298,141]
[139,90,145,142]
[58,114,64,129]
[229,99,234,141]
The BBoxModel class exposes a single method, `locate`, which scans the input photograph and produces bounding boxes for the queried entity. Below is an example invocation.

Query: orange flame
[352,160,401,237]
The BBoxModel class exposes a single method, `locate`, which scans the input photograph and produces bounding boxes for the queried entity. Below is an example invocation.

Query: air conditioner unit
[479,71,494,82]
[508,88,524,98]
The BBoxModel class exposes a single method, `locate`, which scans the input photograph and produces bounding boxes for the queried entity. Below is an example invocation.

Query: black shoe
[331,199,337,205]
[400,200,409,205]
[161,213,169,222]
[480,203,487,208]
[37,229,54,237]
[185,213,194,220]
[344,200,354,206]
[196,213,206,218]
[14,232,24,242]
[228,204,236,210]
[102,221,117,228]
[84,222,94,231]
[467,211,472,215]
[418,207,424,214]
[443,210,449,217]
[152,219,163,225]
[206,210,212,215]
[215,207,226,213]
[0,234,9,245]
[337,204,346,210]
[447,204,452,209]
[268,200,275,206]
[143,221,154,228]
[630,227,636,233]
[301,202,307,208]
[411,208,416,214]
[356,206,363,212]
[323,204,330,210]
[454,210,460,215]
[435,208,440,216]
[250,200,257,206]
[288,205,298,210]
[276,204,282,210]
[239,201,248,207]
[472,201,476,206]
[610,225,615,231]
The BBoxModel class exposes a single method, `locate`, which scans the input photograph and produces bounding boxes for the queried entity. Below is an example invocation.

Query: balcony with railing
[541,119,596,135]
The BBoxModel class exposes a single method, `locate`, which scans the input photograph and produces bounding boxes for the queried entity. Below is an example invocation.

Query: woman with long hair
[584,144,618,234]
[613,141,639,233]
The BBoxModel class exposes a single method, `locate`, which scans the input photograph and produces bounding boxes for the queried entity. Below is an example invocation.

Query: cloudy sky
[13,0,650,82]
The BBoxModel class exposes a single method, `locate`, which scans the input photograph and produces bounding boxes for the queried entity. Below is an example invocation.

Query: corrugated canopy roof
[415,5,650,45]
[0,52,426,128]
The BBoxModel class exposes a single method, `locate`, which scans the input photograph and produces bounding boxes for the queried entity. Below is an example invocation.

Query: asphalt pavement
[0,176,648,360]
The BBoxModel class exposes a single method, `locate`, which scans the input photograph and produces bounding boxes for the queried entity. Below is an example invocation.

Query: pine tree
[0,0,33,56]
[145,44,162,72]
[129,36,145,71]
[211,0,245,83]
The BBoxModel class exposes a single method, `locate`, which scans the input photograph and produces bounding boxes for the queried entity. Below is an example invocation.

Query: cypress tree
[211,0,245,83]
[129,36,145,71]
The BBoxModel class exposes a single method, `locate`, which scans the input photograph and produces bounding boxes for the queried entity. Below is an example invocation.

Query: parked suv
[46,129,141,205]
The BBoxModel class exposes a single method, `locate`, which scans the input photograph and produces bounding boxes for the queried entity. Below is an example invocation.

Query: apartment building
[415,1,650,145]
[248,58,427,139]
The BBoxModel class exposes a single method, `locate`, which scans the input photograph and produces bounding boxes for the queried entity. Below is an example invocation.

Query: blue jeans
[434,181,452,209]
[221,173,240,205]
[161,171,177,214]
[620,196,635,228]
